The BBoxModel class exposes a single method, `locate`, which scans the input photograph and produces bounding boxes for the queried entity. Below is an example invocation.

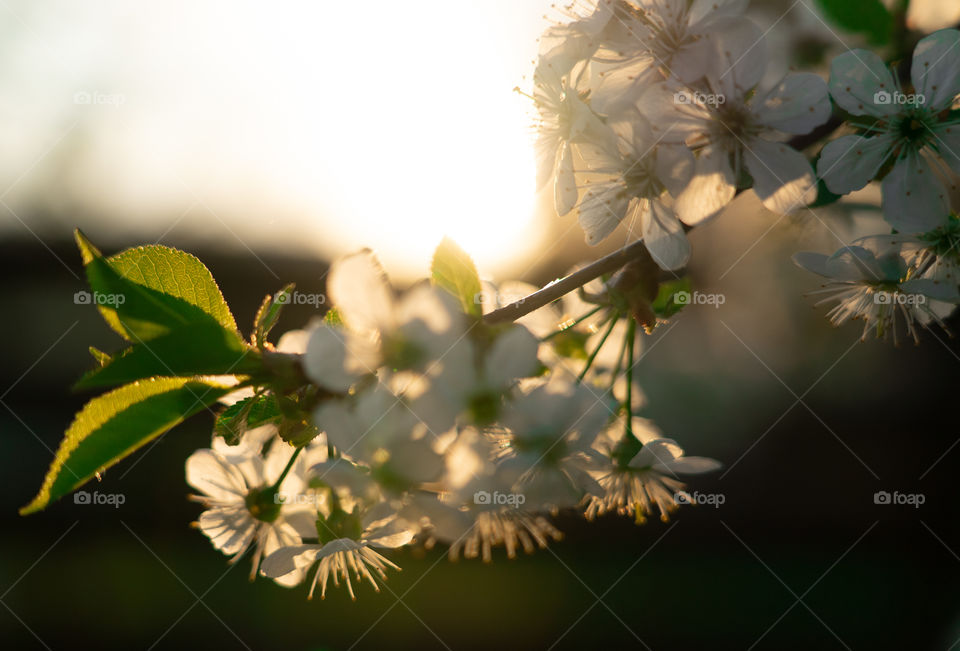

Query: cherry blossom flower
[818,29,960,234]
[304,250,462,392]
[260,504,413,599]
[794,235,960,343]
[645,20,831,223]
[576,116,694,268]
[583,417,721,523]
[186,434,317,586]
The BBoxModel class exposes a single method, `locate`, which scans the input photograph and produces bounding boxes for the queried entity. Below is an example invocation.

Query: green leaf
[215,393,281,445]
[89,347,112,367]
[253,283,295,348]
[75,321,260,390]
[75,230,239,342]
[814,0,893,45]
[20,377,233,515]
[431,237,483,318]
[652,277,693,318]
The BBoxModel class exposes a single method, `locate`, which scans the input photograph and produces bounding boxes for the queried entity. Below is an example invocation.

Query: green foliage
[21,234,261,515]
[75,229,239,342]
[75,321,260,390]
[215,393,282,446]
[652,277,693,318]
[431,237,483,318]
[814,0,893,45]
[20,377,233,514]
[253,283,295,348]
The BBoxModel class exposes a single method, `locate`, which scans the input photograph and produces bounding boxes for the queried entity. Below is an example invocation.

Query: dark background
[2,220,959,651]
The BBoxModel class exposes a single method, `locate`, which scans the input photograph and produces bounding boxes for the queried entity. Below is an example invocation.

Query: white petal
[911,29,960,111]
[327,251,394,334]
[744,138,817,214]
[484,325,541,387]
[261,544,323,578]
[592,55,657,114]
[655,144,695,197]
[578,184,629,245]
[555,142,579,216]
[708,19,766,99]
[817,134,895,194]
[674,146,736,225]
[312,401,360,453]
[304,326,373,392]
[198,507,255,555]
[641,200,691,271]
[186,449,247,502]
[792,251,832,278]
[688,0,749,27]
[881,154,950,233]
[754,73,832,135]
[665,456,723,474]
[535,132,561,191]
[931,123,960,175]
[828,50,899,117]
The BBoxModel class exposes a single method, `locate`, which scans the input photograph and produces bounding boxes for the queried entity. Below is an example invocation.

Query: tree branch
[482,239,651,324]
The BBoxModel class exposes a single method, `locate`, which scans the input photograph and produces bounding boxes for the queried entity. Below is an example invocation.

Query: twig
[483,239,651,324]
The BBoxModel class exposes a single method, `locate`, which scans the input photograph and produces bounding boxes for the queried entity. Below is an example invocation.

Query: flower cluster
[533,0,831,270]
[186,249,719,599]
[534,2,960,341]
[795,29,960,340]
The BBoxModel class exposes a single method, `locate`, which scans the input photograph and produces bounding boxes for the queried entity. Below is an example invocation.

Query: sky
[0,0,559,277]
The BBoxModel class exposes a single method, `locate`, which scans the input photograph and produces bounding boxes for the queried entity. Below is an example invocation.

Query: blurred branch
[482,239,653,324]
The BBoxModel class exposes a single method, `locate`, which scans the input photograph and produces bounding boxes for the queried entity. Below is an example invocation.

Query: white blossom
[818,29,960,234]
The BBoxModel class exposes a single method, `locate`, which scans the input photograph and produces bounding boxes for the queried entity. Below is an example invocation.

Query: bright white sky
[0,0,557,278]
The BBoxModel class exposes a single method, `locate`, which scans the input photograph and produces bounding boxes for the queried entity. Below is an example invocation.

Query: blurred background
[3,0,960,649]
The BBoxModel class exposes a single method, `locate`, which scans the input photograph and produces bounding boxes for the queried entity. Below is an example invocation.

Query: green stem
[577,312,619,383]
[271,445,303,491]
[542,305,603,341]
[624,318,637,443]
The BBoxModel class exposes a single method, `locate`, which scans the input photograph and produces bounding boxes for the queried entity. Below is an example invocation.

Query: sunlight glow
[0,0,557,278]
